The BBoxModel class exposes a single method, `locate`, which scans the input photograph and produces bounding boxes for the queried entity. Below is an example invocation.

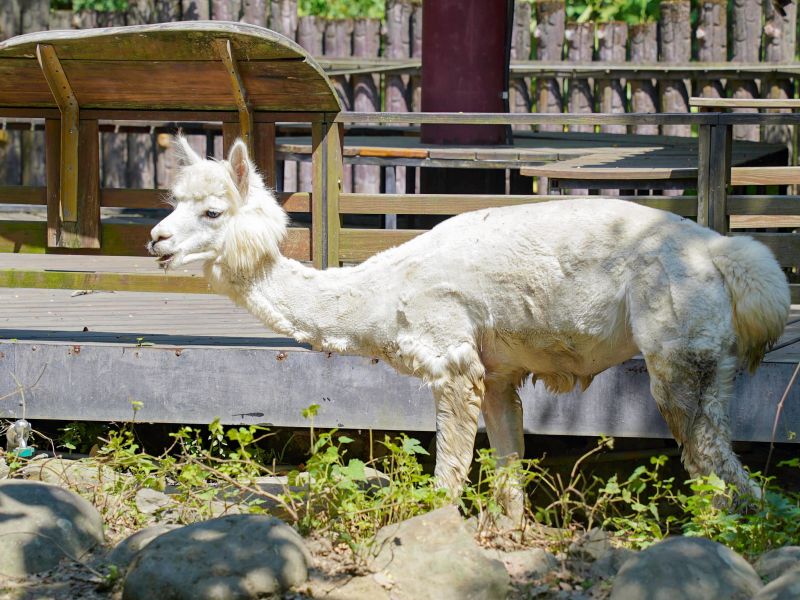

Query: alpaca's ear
[227,139,251,200]
[174,135,202,166]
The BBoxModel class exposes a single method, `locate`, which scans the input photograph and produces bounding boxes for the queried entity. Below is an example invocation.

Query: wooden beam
[690,96,800,109]
[36,44,79,224]
[311,121,343,268]
[214,38,253,153]
[731,167,800,186]
[0,269,211,294]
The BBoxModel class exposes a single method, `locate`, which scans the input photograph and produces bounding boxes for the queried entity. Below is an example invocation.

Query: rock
[107,524,182,571]
[22,457,127,496]
[0,457,8,478]
[569,528,613,561]
[590,546,636,579]
[754,547,800,582]
[122,514,311,600]
[485,547,558,581]
[0,480,104,576]
[754,567,800,600]
[306,572,391,600]
[370,505,510,600]
[134,487,174,515]
[610,536,762,600]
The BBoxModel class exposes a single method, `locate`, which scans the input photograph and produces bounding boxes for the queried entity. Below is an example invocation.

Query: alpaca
[149,137,790,512]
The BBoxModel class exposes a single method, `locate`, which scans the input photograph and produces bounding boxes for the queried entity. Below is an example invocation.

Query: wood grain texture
[729,0,763,141]
[338,228,424,262]
[565,22,594,135]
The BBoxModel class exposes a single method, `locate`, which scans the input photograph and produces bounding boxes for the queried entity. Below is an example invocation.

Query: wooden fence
[0,0,798,194]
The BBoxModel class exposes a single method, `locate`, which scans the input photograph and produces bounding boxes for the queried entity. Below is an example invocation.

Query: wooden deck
[1,259,798,442]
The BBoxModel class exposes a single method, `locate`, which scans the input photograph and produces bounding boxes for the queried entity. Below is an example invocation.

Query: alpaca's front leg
[432,374,483,497]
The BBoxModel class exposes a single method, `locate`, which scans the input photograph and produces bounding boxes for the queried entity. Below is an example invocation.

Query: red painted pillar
[419,0,510,200]
[421,0,508,145]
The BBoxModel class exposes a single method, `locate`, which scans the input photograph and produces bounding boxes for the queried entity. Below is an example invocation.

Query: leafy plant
[298,0,385,19]
[566,0,659,25]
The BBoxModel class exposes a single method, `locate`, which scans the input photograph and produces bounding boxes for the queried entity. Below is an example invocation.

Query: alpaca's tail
[709,235,791,373]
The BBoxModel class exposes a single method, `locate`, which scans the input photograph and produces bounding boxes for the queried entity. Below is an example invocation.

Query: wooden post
[0,0,22,186]
[324,19,353,194]
[211,0,241,20]
[565,22,594,134]
[629,22,658,135]
[253,122,277,190]
[763,0,797,153]
[126,2,156,189]
[20,0,48,189]
[697,122,731,233]
[534,0,565,132]
[297,16,324,193]
[659,0,691,138]
[696,0,727,101]
[353,18,381,194]
[510,0,532,129]
[384,0,412,196]
[730,0,763,141]
[311,121,342,269]
[597,21,627,135]
[269,0,298,192]
[241,0,267,25]
[410,1,423,112]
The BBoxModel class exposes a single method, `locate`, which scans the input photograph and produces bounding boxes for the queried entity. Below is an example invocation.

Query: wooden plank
[253,122,277,190]
[734,233,800,266]
[0,269,210,294]
[519,165,698,180]
[728,195,800,215]
[73,118,101,249]
[731,167,800,186]
[339,228,425,262]
[0,186,46,205]
[0,222,312,261]
[697,123,711,226]
[36,45,79,224]
[357,146,429,159]
[311,121,325,268]
[45,118,60,248]
[335,112,719,126]
[691,97,800,109]
[709,124,731,234]
[97,188,309,212]
[730,215,800,228]
[338,193,698,216]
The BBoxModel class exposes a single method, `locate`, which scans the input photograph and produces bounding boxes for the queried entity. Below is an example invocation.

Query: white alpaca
[150,138,790,510]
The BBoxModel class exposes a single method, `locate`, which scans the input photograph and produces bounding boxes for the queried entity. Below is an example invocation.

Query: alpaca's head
[148,137,288,275]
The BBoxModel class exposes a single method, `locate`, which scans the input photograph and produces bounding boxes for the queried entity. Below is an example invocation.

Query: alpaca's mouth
[157,254,174,268]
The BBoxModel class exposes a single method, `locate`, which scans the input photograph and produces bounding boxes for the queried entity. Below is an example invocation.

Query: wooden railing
[3,110,800,300]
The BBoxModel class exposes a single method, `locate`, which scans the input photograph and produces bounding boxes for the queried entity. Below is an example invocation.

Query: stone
[754,546,800,583]
[569,528,613,561]
[134,487,174,515]
[23,457,124,495]
[107,524,182,571]
[590,546,636,579]
[494,547,558,581]
[754,567,800,600]
[370,505,510,600]
[610,536,763,600]
[0,480,104,576]
[306,572,391,600]
[122,514,311,600]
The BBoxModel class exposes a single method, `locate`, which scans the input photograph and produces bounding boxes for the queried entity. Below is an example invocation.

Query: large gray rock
[107,524,182,571]
[482,547,558,581]
[0,480,104,576]
[611,536,762,600]
[122,514,311,600]
[22,457,123,495]
[371,505,510,600]
[754,567,800,600]
[754,546,800,583]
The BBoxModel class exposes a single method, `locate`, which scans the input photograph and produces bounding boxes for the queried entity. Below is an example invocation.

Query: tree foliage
[298,0,385,19]
[566,0,659,24]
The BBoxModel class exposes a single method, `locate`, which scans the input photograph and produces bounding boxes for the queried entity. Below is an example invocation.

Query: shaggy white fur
[150,137,791,513]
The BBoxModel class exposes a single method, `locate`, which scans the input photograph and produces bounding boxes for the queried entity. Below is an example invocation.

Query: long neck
[208,256,380,353]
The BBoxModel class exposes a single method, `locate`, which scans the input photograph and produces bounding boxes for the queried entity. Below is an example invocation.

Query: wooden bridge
[0,23,799,443]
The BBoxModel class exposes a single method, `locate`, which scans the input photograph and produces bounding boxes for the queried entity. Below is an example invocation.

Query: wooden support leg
[311,120,342,269]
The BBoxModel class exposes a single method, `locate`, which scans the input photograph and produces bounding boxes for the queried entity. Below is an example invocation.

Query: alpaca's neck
[208,256,381,353]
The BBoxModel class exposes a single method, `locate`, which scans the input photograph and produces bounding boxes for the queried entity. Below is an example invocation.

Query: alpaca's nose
[150,226,172,244]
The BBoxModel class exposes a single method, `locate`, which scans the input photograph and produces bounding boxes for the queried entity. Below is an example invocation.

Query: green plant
[58,421,108,453]
[54,0,130,11]
[567,0,659,24]
[298,0,385,19]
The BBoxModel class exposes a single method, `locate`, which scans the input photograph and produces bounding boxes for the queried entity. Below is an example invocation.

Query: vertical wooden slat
[730,0,763,141]
[269,0,298,192]
[353,18,381,195]
[659,0,691,138]
[565,22,594,134]
[384,0,412,196]
[0,0,22,187]
[182,0,210,20]
[253,121,277,190]
[311,121,342,269]
[697,123,711,228]
[597,22,627,135]
[126,3,156,189]
[75,119,101,249]
[763,0,797,154]
[297,15,325,193]
[324,19,354,195]
[629,22,658,136]
[211,0,241,20]
[410,1,424,112]
[96,11,128,189]
[241,0,267,25]
[696,0,727,101]
[214,38,253,153]
[222,122,240,157]
[710,124,732,234]
[21,0,47,190]
[534,0,565,132]
[45,118,60,248]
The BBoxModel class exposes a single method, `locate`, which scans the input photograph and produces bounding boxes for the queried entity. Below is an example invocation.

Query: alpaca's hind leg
[482,375,526,519]
[432,373,483,497]
[644,350,759,500]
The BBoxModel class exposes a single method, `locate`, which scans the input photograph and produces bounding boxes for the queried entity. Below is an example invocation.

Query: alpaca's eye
[205,210,222,219]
